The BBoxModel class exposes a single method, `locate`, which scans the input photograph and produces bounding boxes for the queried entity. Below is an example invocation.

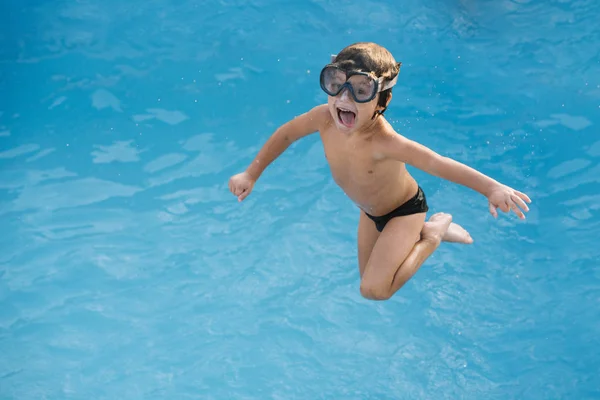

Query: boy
[228,42,531,301]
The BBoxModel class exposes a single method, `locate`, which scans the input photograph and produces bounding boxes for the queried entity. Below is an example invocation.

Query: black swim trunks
[365,186,429,232]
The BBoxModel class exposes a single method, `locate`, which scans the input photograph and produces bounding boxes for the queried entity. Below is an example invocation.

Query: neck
[353,113,385,139]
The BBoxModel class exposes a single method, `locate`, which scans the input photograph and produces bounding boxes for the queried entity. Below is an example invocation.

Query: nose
[339,87,351,100]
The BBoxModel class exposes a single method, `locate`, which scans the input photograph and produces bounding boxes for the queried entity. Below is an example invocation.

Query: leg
[360,212,453,301]
[357,210,381,278]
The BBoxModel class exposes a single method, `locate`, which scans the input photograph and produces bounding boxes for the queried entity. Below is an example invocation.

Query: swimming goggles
[320,54,398,103]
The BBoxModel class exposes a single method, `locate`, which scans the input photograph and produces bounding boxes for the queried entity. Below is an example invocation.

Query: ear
[374,92,392,115]
[386,91,393,106]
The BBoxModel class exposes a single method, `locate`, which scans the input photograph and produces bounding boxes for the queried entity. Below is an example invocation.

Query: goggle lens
[321,66,378,103]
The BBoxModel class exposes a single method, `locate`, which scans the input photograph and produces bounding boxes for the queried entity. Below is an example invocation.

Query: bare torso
[318,112,419,217]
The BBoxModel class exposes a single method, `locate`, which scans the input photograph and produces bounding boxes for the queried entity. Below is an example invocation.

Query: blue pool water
[1,0,600,398]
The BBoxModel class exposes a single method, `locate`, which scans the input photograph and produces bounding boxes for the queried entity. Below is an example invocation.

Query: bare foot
[443,223,473,244]
[421,213,453,245]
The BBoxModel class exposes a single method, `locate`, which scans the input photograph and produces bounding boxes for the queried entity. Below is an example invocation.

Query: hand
[229,171,256,202]
[487,184,532,220]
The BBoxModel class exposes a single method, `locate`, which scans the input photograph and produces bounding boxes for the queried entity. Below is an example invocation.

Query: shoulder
[372,119,412,159]
[292,104,330,128]
[373,119,408,147]
[281,104,331,141]
[309,103,330,115]
[295,104,329,119]
[306,104,332,127]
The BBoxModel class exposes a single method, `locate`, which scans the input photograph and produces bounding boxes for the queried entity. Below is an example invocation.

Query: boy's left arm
[382,133,532,219]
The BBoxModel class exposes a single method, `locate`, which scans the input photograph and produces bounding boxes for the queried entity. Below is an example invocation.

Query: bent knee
[360,281,392,301]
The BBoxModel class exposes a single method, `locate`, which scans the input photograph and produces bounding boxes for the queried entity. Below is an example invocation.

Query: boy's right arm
[245,104,328,181]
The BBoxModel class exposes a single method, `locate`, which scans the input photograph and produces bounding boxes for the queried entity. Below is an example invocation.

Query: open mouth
[337,107,356,128]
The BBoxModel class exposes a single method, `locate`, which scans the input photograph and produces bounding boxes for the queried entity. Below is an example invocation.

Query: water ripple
[1,0,599,398]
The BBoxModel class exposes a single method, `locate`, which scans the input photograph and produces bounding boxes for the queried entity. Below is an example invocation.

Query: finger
[510,201,525,219]
[516,190,532,203]
[238,189,249,201]
[500,201,511,213]
[511,193,529,212]
[489,202,498,218]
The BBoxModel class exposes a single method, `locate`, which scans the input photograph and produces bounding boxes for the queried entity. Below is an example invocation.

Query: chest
[319,128,381,187]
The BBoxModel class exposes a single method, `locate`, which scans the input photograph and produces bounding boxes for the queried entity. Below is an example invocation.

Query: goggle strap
[381,74,398,91]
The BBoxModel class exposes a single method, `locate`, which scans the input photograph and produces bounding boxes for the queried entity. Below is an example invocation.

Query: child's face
[326,89,380,132]
[320,65,388,133]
